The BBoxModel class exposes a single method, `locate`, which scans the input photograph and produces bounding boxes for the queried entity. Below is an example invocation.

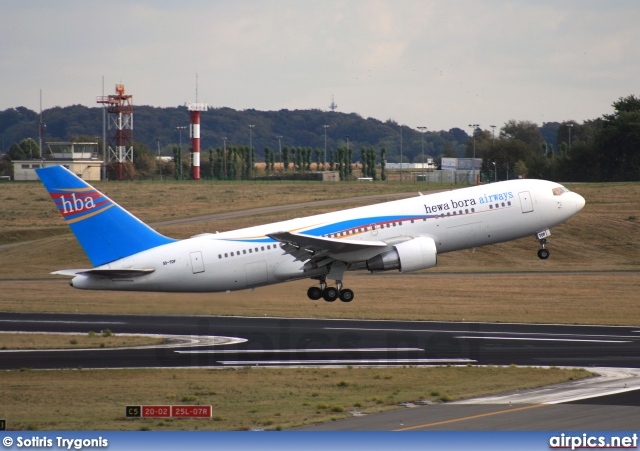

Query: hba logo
[59,193,96,214]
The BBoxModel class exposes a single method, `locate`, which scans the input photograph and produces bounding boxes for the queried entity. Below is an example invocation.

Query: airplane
[36,165,585,303]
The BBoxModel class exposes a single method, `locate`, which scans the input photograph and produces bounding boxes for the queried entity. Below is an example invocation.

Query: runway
[2,312,639,430]
[1,312,639,370]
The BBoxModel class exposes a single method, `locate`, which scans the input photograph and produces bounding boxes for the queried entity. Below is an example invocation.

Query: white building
[12,142,101,181]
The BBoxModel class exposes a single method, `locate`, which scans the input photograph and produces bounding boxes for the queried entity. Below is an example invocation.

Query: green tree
[283,146,290,172]
[595,95,640,181]
[133,141,158,179]
[173,146,182,180]
[8,139,40,160]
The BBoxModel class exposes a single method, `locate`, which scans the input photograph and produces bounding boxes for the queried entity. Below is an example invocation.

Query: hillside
[0,105,469,163]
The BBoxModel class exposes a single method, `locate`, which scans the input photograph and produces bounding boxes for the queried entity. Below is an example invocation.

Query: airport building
[12,142,101,181]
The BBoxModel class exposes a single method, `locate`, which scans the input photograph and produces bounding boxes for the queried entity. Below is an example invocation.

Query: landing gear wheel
[537,248,550,260]
[339,288,354,303]
[323,287,339,302]
[307,286,322,300]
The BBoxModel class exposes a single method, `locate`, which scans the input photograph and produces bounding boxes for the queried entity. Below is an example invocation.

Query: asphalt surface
[2,312,639,430]
[1,312,640,370]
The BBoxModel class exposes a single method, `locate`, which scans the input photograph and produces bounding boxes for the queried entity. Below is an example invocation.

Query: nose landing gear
[537,247,550,260]
[536,229,551,260]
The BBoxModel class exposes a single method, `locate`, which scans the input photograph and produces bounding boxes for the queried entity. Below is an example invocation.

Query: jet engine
[366,236,437,273]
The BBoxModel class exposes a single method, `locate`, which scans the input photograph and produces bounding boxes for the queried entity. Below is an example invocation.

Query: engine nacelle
[366,236,437,272]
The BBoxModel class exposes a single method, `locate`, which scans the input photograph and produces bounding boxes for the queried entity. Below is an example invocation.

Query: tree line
[2,94,640,182]
[465,95,640,182]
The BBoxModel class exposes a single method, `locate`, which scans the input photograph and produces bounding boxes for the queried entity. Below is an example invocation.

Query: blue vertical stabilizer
[36,165,176,266]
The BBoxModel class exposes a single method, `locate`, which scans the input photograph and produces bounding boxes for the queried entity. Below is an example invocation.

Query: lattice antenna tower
[96,84,133,180]
[329,95,338,112]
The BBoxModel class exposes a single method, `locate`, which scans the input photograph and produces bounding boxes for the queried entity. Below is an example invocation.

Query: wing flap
[268,231,387,255]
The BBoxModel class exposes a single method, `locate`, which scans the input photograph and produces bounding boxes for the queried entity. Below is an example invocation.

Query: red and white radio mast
[188,75,207,180]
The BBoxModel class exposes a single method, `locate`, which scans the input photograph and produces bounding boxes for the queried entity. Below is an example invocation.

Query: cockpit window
[552,186,570,196]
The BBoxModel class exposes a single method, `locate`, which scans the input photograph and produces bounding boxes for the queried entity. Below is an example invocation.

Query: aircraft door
[518,191,534,213]
[190,251,205,274]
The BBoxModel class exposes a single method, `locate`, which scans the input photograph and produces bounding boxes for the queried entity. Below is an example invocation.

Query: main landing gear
[307,277,354,303]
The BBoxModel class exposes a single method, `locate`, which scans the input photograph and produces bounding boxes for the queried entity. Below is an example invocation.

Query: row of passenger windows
[490,201,512,209]
[219,203,513,259]
[324,221,409,238]
[218,243,283,259]
[323,208,486,238]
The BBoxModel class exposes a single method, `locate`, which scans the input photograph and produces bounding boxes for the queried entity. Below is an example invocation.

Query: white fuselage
[70,179,584,292]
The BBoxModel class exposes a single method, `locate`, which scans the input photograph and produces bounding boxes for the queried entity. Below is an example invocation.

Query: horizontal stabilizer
[52,269,155,278]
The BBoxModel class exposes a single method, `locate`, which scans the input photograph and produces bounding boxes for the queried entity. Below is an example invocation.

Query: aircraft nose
[575,193,586,212]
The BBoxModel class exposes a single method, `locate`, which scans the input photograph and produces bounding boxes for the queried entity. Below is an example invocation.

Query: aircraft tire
[307,286,323,300]
[339,289,354,303]
[537,249,550,260]
[323,287,339,302]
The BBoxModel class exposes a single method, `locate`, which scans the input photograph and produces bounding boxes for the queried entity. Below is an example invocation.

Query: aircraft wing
[267,231,388,262]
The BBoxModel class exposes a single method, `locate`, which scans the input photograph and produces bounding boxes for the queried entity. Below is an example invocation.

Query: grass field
[0,179,638,324]
[0,178,637,431]
[0,332,164,350]
[1,366,590,431]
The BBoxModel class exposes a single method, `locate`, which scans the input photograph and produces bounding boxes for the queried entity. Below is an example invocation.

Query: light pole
[176,126,187,180]
[567,123,573,150]
[156,138,162,180]
[346,134,350,177]
[276,136,282,172]
[492,161,496,183]
[400,125,403,183]
[222,137,227,180]
[323,125,329,171]
[490,125,496,144]
[247,124,255,179]
[417,126,427,181]
[469,124,480,184]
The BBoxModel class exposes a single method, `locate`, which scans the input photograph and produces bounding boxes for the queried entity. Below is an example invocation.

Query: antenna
[39,89,43,159]
[329,95,338,112]
[188,74,207,180]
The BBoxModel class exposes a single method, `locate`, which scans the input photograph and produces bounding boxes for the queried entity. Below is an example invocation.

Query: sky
[2,0,639,132]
